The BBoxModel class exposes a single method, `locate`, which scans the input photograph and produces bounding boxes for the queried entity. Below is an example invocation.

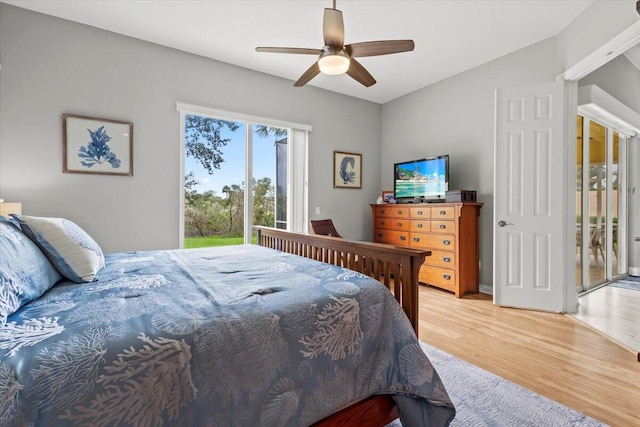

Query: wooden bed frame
[255,226,428,332]
[254,226,430,426]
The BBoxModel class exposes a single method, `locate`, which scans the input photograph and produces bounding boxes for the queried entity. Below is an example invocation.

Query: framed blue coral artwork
[63,114,133,176]
[333,151,362,189]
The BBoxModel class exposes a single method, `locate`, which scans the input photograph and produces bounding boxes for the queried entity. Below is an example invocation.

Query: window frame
[177,102,311,247]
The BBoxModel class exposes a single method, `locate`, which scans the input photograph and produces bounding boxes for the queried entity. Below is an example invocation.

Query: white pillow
[12,215,105,283]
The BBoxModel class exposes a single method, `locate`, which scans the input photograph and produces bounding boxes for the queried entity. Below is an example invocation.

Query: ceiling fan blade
[346,58,376,87]
[323,8,345,47]
[294,61,321,87]
[346,40,415,57]
[256,47,323,55]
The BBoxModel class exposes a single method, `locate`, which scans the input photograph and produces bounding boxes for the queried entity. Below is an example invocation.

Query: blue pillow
[11,215,105,284]
[0,216,61,327]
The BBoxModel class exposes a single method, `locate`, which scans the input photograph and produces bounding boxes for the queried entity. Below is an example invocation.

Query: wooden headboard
[254,226,429,333]
[0,202,22,217]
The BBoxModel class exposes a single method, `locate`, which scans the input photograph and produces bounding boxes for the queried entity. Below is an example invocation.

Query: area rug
[386,342,606,427]
[609,276,640,291]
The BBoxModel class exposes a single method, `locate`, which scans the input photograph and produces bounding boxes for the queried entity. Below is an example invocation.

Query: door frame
[494,20,640,313]
[560,21,640,310]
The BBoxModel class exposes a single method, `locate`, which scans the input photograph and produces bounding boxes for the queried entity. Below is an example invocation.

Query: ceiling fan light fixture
[318,50,350,75]
[255,1,414,87]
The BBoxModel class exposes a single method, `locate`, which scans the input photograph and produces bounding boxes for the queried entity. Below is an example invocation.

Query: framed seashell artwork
[333,151,361,189]
[63,113,133,176]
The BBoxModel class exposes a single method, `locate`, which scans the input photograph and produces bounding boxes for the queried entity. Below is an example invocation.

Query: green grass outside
[184,235,257,249]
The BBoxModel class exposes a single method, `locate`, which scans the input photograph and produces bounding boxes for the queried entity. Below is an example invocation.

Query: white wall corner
[479,283,493,295]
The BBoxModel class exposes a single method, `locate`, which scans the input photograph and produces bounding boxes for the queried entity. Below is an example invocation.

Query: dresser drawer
[375,218,410,231]
[375,205,410,219]
[430,220,454,234]
[410,207,430,219]
[419,266,456,291]
[424,249,456,269]
[374,230,409,245]
[411,233,456,251]
[410,220,430,232]
[409,232,432,249]
[431,206,455,219]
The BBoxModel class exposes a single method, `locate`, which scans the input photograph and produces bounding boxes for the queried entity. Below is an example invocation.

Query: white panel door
[494,81,565,312]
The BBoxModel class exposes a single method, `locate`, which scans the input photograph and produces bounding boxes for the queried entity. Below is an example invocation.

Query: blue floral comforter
[0,245,455,426]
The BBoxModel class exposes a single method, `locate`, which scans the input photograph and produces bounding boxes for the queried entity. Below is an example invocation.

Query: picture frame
[381,190,394,203]
[333,151,362,189]
[63,114,133,176]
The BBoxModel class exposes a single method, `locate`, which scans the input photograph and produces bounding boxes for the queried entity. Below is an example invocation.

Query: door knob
[498,220,514,227]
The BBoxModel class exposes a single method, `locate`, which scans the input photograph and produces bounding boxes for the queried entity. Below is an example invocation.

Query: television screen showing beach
[394,158,447,198]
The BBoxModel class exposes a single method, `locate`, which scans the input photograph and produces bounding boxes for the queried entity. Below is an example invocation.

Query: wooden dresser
[371,202,482,298]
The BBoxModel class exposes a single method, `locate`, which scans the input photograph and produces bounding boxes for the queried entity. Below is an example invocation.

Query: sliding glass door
[576,115,628,292]
[182,114,288,247]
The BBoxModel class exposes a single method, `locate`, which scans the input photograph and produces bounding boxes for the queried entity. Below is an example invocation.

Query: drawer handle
[413,237,420,242]
[443,257,451,262]
[443,274,451,280]
[397,210,403,215]
[443,240,451,245]
[439,210,446,216]
[417,223,423,228]
[380,210,386,215]
[439,224,446,229]
[400,235,406,241]
[417,210,423,215]
[397,222,403,226]
[377,233,383,238]
[381,221,385,225]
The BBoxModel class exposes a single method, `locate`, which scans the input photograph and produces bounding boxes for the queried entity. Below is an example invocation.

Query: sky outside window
[185,122,279,195]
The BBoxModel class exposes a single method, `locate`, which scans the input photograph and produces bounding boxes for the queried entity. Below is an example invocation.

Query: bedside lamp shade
[0,202,22,217]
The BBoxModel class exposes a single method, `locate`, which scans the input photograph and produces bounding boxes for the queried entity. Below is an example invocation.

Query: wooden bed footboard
[254,226,429,333]
[255,226,430,427]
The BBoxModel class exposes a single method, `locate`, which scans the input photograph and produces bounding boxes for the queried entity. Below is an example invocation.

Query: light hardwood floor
[570,284,640,354]
[418,286,640,427]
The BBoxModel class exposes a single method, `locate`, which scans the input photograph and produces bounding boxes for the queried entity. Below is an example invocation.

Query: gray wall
[2,2,638,285]
[556,0,640,75]
[379,0,640,290]
[0,4,382,252]
[380,38,559,290]
[381,36,640,290]
[580,54,640,114]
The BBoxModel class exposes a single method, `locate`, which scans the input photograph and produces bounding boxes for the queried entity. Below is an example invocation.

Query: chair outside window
[590,227,605,266]
[310,219,342,238]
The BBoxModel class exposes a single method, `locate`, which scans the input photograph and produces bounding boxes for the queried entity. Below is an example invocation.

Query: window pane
[276,137,288,230]
[252,125,288,231]
[588,120,606,286]
[576,116,583,289]
[612,131,619,277]
[184,115,245,247]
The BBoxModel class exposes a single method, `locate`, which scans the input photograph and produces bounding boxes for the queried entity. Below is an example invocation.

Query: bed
[0,216,455,427]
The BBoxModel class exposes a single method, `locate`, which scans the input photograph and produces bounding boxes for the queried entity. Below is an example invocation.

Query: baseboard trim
[479,283,492,295]
[629,267,639,276]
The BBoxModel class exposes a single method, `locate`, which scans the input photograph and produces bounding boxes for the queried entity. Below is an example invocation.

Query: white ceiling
[1,0,613,104]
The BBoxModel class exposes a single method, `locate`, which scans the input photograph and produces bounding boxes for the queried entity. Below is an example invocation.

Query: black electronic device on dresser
[445,190,477,203]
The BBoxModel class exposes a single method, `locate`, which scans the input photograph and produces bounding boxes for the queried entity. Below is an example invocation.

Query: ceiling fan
[255,0,414,88]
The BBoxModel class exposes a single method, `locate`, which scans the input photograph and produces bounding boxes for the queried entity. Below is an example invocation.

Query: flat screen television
[393,155,449,203]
